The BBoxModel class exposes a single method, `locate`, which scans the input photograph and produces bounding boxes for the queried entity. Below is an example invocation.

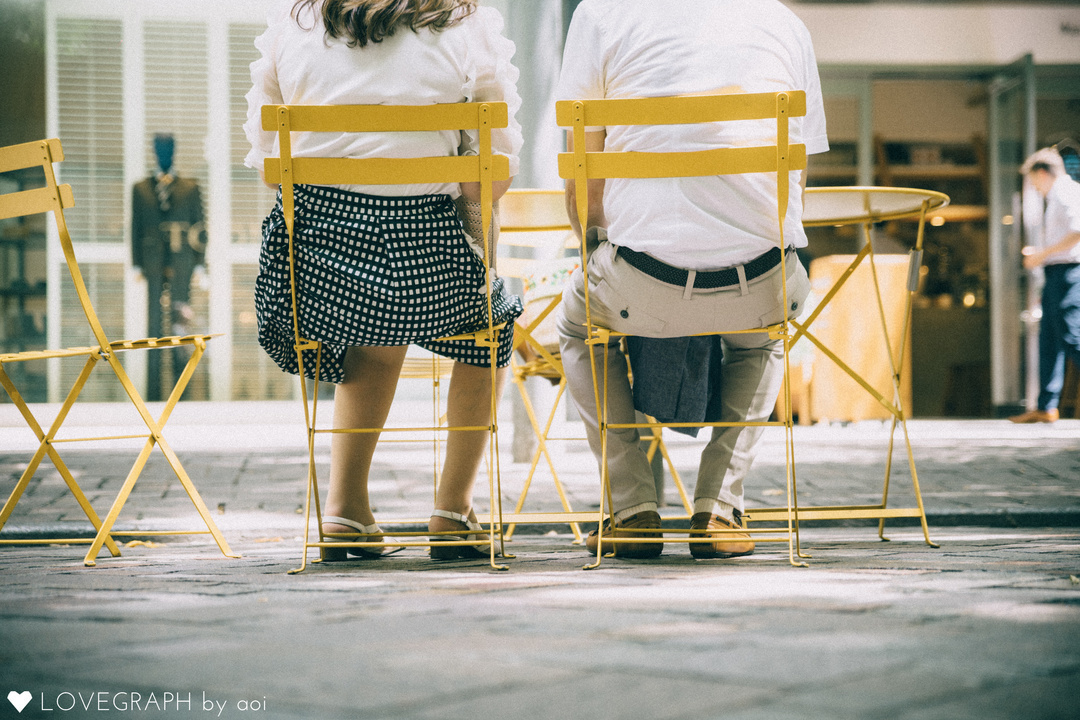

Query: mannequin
[131,133,206,400]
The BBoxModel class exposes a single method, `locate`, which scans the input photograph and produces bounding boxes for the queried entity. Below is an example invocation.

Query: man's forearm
[1048,231,1080,256]
[564,178,607,240]
[1023,231,1080,269]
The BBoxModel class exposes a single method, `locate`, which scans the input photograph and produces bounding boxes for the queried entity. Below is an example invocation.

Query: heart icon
[8,691,32,713]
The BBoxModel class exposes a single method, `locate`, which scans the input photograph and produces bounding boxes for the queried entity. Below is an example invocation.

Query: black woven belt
[616,245,788,289]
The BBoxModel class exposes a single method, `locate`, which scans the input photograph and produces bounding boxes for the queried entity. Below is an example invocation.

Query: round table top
[802,186,950,227]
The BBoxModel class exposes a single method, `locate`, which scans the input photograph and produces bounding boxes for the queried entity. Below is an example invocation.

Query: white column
[44,0,61,402]
[206,21,233,401]
[124,6,148,396]
[502,0,566,462]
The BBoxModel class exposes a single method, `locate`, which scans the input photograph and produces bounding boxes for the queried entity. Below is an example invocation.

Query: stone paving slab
[2,411,1078,542]
[1,528,1078,719]
[3,376,1080,718]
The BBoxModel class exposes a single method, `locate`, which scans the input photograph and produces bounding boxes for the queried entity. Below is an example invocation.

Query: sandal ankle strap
[430,509,482,532]
[322,515,381,535]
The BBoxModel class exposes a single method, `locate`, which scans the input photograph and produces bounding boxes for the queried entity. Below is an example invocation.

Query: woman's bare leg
[430,361,507,533]
[324,345,407,531]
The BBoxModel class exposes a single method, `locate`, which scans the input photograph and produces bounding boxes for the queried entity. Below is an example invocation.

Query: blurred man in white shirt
[1010,147,1080,424]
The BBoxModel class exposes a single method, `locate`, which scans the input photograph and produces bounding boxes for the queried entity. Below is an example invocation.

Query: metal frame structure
[750,185,949,546]
[496,189,693,544]
[0,138,233,566]
[260,103,512,572]
[556,92,809,568]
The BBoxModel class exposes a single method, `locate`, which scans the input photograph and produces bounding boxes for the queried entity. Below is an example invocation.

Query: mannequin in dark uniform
[131,133,206,401]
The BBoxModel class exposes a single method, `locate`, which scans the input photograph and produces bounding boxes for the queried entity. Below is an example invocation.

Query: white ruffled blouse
[244,0,523,198]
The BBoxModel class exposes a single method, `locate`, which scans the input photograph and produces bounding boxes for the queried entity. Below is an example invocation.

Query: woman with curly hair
[245,0,523,560]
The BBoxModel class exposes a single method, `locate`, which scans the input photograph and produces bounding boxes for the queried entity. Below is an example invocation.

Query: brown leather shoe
[1008,408,1059,424]
[585,511,663,558]
[689,512,755,559]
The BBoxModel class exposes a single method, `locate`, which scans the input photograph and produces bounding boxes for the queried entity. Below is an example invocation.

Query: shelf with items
[874,134,988,202]
[806,135,989,203]
[800,134,993,417]
[806,141,859,187]
[883,136,990,315]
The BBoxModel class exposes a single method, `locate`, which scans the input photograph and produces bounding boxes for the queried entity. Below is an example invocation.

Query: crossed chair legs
[0,341,237,566]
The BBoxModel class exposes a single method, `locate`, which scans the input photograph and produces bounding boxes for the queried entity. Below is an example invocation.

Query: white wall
[784,3,1080,66]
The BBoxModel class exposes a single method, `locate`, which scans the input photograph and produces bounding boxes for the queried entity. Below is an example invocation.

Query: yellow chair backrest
[261,102,510,253]
[556,91,808,339]
[0,138,110,351]
[556,90,807,246]
[261,102,511,379]
[496,189,575,281]
[499,189,570,234]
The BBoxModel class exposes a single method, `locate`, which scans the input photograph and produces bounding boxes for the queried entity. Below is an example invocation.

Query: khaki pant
[556,238,809,519]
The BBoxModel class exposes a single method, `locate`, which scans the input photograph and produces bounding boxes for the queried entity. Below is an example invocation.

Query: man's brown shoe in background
[689,512,755,559]
[1008,408,1059,424]
[585,510,663,558]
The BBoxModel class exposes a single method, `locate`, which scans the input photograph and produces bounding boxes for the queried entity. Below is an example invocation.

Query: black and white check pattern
[255,185,522,383]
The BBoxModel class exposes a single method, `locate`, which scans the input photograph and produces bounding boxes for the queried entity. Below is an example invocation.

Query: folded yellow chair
[0,138,232,566]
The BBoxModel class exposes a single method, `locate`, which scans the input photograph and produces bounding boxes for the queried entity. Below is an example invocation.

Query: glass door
[987,54,1036,414]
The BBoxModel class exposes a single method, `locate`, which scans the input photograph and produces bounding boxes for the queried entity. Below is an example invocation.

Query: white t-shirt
[1042,174,1080,265]
[244,0,523,198]
[557,0,829,269]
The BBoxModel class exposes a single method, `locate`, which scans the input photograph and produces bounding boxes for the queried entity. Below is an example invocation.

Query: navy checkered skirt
[255,185,522,383]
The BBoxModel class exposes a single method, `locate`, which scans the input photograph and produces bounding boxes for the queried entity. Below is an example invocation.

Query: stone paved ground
[2,410,1077,536]
[1,529,1078,720]
[1,403,1079,719]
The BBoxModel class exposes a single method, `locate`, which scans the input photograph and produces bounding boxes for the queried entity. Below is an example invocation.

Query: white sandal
[320,515,396,561]
[429,509,492,560]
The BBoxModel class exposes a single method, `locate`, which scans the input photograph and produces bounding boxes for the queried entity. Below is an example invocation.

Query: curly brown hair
[292,0,478,48]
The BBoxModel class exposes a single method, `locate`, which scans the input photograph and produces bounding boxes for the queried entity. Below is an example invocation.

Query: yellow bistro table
[745,186,949,549]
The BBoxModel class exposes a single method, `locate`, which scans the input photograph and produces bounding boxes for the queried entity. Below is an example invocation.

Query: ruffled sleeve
[243,1,290,172]
[460,6,523,177]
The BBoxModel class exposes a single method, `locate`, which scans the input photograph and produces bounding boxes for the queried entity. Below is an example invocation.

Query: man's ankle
[614,502,658,524]
[693,498,737,524]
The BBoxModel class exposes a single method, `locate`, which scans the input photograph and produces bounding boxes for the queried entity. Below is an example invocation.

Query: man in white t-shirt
[1009,147,1080,424]
[554,0,829,558]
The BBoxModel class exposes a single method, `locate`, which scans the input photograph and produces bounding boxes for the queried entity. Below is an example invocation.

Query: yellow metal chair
[0,138,233,566]
[260,102,511,572]
[496,189,691,544]
[557,91,808,568]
